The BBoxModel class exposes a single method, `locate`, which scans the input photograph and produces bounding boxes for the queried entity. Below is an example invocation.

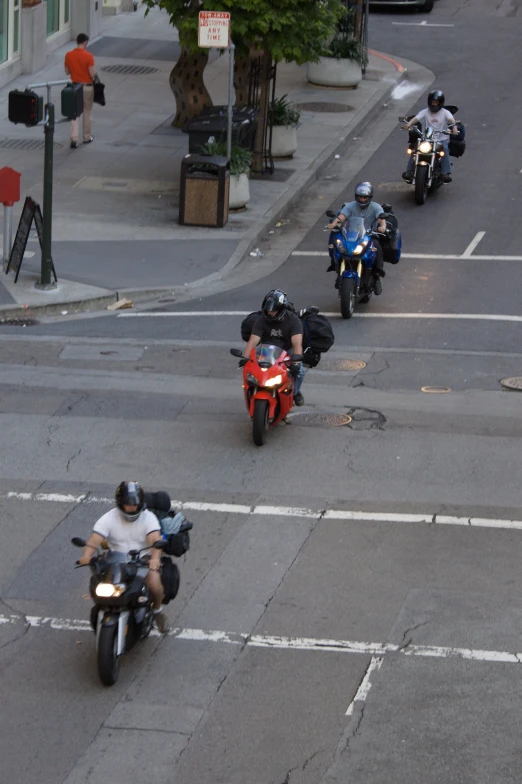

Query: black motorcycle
[400,107,465,205]
[72,537,166,686]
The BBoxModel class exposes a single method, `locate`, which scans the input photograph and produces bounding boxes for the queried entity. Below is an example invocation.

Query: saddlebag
[160,557,180,604]
[301,314,335,367]
[241,310,262,342]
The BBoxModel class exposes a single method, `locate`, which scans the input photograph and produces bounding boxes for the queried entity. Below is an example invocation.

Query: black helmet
[115,481,145,522]
[427,90,445,113]
[355,181,373,211]
[261,289,288,322]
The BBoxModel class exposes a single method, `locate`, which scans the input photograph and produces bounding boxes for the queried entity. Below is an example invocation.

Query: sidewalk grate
[295,102,353,113]
[101,65,159,76]
[0,138,63,151]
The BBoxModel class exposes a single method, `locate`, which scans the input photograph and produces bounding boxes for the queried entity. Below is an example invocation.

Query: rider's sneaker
[442,173,452,183]
[402,171,413,183]
[154,611,170,634]
[374,277,382,296]
[326,262,336,272]
[294,392,305,407]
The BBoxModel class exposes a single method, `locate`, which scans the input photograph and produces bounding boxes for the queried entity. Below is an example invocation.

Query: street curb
[0,293,118,320]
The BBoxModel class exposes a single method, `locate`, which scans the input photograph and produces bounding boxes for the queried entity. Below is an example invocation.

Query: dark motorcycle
[72,537,165,686]
[400,106,465,205]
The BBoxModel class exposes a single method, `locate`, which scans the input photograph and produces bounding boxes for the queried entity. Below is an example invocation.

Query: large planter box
[306,56,362,88]
[229,173,250,210]
[271,125,298,159]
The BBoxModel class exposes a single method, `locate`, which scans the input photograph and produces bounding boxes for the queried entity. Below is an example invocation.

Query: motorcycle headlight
[419,141,433,153]
[264,374,283,388]
[335,238,344,250]
[246,372,259,385]
[353,241,368,255]
[95,583,126,598]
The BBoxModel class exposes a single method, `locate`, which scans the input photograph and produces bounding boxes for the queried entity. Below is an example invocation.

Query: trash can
[186,106,259,154]
[178,154,230,228]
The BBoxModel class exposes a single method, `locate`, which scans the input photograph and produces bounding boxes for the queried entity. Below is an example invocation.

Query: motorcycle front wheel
[415,166,428,205]
[340,278,356,319]
[252,399,269,446]
[98,624,121,686]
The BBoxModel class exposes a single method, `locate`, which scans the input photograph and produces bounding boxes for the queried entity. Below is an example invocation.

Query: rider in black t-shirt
[242,289,306,406]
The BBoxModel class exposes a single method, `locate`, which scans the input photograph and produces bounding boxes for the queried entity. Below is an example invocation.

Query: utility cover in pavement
[0,139,62,151]
[101,65,159,76]
[289,412,352,427]
[295,102,353,113]
[500,377,522,391]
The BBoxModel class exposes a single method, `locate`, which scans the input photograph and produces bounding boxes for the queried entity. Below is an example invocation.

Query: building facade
[0,0,103,88]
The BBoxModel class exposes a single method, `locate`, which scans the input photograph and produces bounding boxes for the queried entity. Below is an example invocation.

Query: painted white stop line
[117,311,522,324]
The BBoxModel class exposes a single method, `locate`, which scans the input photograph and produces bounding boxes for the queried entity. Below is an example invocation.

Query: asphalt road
[2,2,522,783]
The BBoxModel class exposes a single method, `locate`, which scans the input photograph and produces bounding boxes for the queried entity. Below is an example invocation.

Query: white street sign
[198,11,231,48]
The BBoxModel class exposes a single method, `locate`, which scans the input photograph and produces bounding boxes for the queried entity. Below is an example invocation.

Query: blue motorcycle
[326,208,401,319]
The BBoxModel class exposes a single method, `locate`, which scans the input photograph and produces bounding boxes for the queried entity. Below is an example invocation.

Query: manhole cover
[421,386,451,394]
[289,412,352,427]
[101,65,159,75]
[0,318,38,326]
[295,102,353,113]
[500,377,522,391]
[0,138,62,151]
[321,358,367,371]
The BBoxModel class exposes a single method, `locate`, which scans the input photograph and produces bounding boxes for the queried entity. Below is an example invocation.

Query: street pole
[227,43,235,164]
[37,100,55,289]
[2,205,13,273]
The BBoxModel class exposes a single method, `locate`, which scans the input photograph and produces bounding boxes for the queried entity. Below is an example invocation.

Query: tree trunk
[252,48,272,174]
[169,49,213,129]
[233,53,251,107]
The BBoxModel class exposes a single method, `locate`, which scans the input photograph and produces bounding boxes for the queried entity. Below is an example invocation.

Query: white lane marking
[346,656,384,715]
[5,491,522,531]
[116,311,522,324]
[6,615,522,665]
[462,231,486,258]
[290,251,522,261]
[392,21,454,27]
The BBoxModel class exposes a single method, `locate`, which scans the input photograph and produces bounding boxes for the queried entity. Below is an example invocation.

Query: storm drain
[500,377,522,391]
[0,138,62,151]
[295,102,353,113]
[101,65,159,75]
[0,318,39,326]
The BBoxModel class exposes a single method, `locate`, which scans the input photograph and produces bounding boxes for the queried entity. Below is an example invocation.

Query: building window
[12,0,19,53]
[0,0,8,65]
[47,0,70,37]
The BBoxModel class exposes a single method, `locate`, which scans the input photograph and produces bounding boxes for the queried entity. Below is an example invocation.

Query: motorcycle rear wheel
[98,624,120,686]
[340,278,355,319]
[252,399,269,446]
[415,166,428,205]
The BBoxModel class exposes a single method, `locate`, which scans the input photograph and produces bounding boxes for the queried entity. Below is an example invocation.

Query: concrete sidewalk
[0,7,407,317]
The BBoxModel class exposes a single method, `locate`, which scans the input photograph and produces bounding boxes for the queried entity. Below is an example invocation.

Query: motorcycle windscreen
[255,344,284,366]
[343,217,366,243]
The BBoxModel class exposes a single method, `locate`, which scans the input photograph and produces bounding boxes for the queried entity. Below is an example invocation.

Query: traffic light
[61,83,84,120]
[8,89,43,127]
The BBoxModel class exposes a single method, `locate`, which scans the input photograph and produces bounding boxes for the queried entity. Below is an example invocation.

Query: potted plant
[306,35,366,88]
[268,95,301,159]
[200,138,252,210]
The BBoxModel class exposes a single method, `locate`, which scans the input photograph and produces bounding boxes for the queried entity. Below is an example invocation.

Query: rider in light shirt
[402,90,459,184]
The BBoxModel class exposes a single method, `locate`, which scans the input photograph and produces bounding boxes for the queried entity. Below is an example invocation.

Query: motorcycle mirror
[445,104,458,115]
[230,348,243,358]
[398,116,408,122]
[325,210,337,218]
[153,540,166,549]
[71,537,86,548]
[381,203,392,212]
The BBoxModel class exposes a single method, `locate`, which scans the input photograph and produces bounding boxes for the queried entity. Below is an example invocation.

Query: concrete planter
[271,125,298,159]
[229,173,250,210]
[306,56,362,88]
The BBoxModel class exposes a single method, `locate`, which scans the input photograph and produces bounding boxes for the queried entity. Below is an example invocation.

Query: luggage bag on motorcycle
[449,122,466,157]
[379,207,402,265]
[301,313,335,367]
[241,311,261,341]
[160,557,180,604]
[144,491,191,558]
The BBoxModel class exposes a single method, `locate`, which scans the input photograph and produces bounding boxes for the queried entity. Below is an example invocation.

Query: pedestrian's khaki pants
[70,85,94,143]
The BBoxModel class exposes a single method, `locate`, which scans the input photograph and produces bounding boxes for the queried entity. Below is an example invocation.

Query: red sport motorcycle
[230,344,302,446]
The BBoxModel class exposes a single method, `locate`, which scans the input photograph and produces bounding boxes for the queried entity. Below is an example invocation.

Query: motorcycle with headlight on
[230,344,302,446]
[400,114,458,205]
[72,536,165,686]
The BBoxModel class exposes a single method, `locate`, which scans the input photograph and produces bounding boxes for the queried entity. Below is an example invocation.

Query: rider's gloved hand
[238,358,247,368]
[289,362,301,380]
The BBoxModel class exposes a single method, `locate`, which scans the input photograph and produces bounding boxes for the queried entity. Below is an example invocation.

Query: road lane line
[4,491,522,530]
[6,615,522,665]
[462,232,486,258]
[346,655,384,715]
[117,311,522,323]
[290,251,522,261]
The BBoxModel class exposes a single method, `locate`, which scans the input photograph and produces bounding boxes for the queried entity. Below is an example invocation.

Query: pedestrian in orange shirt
[64,33,97,149]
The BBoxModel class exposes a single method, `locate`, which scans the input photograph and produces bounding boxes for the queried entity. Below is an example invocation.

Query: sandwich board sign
[198,11,231,48]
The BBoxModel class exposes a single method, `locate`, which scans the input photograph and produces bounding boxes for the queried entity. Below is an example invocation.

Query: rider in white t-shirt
[402,90,459,184]
[78,481,169,633]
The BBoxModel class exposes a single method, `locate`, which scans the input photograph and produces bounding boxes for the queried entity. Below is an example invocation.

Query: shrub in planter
[307,35,366,88]
[200,139,252,209]
[269,95,301,158]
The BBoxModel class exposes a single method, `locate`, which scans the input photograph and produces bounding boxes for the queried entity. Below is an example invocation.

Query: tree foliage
[144,0,345,63]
